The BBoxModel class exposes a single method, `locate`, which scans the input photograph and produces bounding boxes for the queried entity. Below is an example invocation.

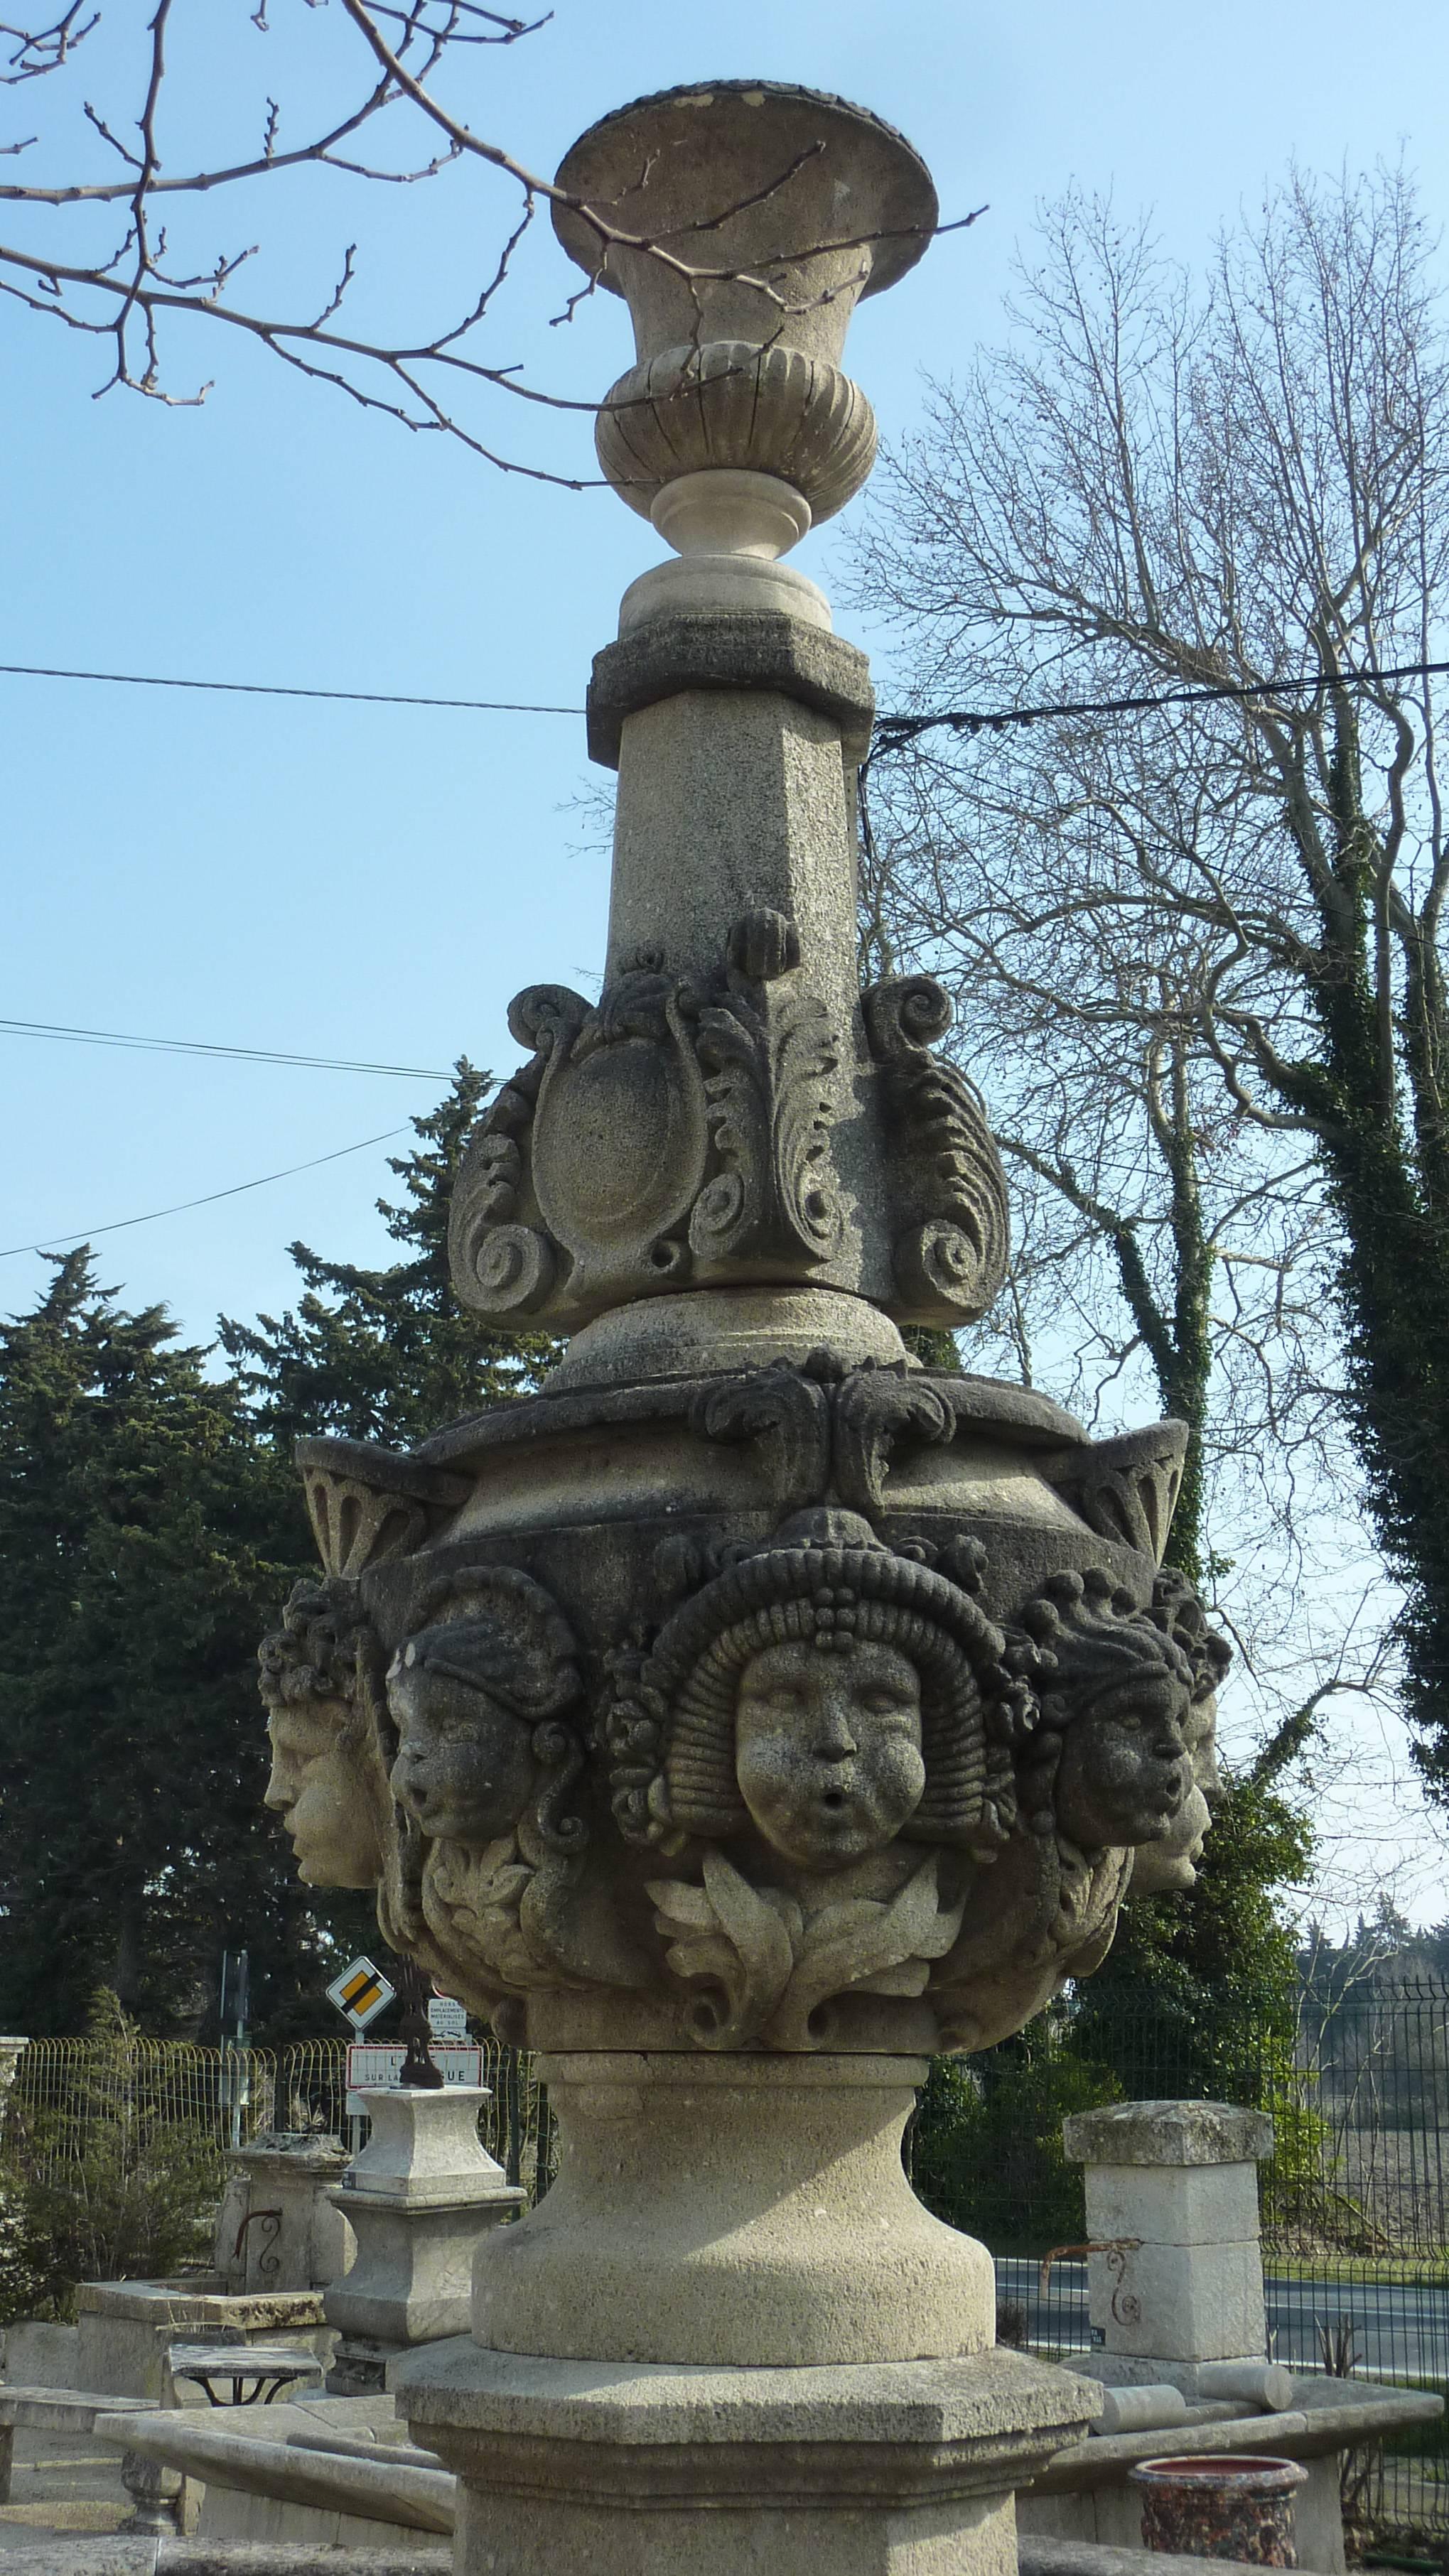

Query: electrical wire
[870,656,1449,752]
[0,1126,410,1262]
[0,661,582,716]
[4,651,1449,732]
[0,1017,448,1079]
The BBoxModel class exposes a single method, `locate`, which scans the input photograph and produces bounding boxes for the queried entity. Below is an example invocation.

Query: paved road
[995,2256,1448,2382]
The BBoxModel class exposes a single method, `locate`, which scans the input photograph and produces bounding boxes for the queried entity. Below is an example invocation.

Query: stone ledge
[400,2341,1100,2504]
[1021,2539,1335,2576]
[588,612,876,767]
[1063,2101,1274,2169]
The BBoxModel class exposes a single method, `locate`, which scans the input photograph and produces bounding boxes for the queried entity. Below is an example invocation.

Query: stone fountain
[264,79,1228,2576]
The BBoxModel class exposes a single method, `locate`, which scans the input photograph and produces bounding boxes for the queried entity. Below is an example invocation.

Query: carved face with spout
[608,1535,1016,1872]
[1052,1666,1191,1852]
[733,1638,927,1866]
[1020,1569,1197,1856]
[388,1635,541,1849]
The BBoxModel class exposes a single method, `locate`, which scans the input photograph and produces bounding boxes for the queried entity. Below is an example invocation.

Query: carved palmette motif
[862,974,1011,1326]
[688,909,841,1276]
[448,909,846,1328]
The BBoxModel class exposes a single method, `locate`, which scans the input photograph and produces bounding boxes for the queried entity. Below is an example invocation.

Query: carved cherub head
[1127,1571,1232,1893]
[259,1577,388,1888]
[1016,1568,1197,1853]
[608,1532,1016,1869]
[387,1567,585,1853]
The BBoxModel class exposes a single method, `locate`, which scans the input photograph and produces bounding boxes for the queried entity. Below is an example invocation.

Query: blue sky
[7,0,1447,1345]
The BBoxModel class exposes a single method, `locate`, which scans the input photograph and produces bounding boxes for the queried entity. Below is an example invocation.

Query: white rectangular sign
[345,2042,484,2114]
[427,1994,470,2042]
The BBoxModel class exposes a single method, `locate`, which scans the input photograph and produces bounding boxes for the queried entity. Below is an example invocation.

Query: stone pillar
[324,2087,522,2395]
[1062,2100,1275,2398]
[217,2131,352,2293]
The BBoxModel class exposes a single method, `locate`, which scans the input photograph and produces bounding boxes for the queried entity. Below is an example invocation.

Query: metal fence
[5,1993,1443,2540]
[942,1982,1449,2549]
[1,2032,557,2207]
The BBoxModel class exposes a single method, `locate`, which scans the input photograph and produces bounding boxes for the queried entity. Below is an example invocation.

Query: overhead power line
[0,661,582,716]
[869,656,1449,754]
[0,1017,448,1079]
[0,1125,411,1262]
[4,652,1449,732]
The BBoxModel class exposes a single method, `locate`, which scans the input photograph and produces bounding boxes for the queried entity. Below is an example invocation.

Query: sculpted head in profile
[1126,1571,1231,1893]
[387,1566,586,1855]
[259,1576,388,1888]
[607,1520,1016,1873]
[1017,1567,1202,1856]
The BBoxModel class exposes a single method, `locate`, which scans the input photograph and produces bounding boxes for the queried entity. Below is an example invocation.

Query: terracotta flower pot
[1130,2452,1308,2565]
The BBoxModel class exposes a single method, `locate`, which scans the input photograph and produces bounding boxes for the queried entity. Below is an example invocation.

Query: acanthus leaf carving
[647,1849,964,2051]
[448,985,591,1319]
[862,973,1011,1326]
[691,1351,956,1524]
[689,908,843,1276]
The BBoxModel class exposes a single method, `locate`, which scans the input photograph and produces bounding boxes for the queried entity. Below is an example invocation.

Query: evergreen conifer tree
[220,1064,560,1445]
[0,1252,317,2033]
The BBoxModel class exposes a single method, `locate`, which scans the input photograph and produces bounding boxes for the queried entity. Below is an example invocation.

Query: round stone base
[549,1284,910,1391]
[470,2050,993,2367]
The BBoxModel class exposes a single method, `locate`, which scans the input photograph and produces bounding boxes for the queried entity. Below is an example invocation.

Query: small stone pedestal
[324,2086,523,2394]
[216,2130,352,2293]
[404,2340,1101,2576]
[1062,2100,1274,2397]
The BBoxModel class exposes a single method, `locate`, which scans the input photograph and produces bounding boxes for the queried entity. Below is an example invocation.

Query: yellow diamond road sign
[326,1955,395,2033]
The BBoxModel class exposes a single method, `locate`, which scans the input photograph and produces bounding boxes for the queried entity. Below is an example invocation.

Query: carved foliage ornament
[862,975,1011,1326]
[448,909,843,1329]
[266,1376,1232,2051]
[448,931,1013,1331]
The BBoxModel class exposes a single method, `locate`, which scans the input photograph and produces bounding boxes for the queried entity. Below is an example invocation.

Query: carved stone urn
[262,80,1227,2576]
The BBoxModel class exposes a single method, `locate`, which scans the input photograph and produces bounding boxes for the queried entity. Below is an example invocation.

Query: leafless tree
[1,5,965,480]
[851,167,1449,1800]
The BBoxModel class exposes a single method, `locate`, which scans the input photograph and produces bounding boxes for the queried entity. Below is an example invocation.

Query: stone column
[1062,2100,1276,2399]
[324,2086,523,2395]
[266,73,1238,2576]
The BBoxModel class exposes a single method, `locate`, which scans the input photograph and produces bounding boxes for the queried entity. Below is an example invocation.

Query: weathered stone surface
[1087,2237,1266,2366]
[1092,2384,1189,2436]
[402,2341,1097,2576]
[1063,2102,1274,2169]
[259,71,1241,2576]
[218,2137,352,2294]
[1082,2161,1262,2251]
[468,2052,993,2366]
[551,83,935,529]
[0,2320,80,2386]
[1020,2537,1335,2576]
[588,616,875,768]
[76,2288,330,2406]
[325,2087,522,2352]
[96,2408,453,2536]
[161,2550,450,2573]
